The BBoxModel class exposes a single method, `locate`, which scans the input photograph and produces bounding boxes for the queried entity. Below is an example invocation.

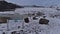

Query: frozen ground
[15,7,60,34]
[0,7,60,34]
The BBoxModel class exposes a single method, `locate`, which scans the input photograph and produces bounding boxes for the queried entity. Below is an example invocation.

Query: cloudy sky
[5,0,60,6]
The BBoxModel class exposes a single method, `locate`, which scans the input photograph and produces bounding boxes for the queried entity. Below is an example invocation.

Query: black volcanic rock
[39,18,49,24]
[0,1,23,11]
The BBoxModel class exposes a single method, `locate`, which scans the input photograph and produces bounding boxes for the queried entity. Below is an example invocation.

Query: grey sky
[5,0,60,6]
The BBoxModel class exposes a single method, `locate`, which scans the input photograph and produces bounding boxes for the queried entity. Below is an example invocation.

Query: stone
[24,17,29,23]
[39,18,49,24]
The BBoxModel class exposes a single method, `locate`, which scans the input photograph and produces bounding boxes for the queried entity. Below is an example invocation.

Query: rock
[33,16,38,20]
[39,18,49,25]
[11,31,16,34]
[3,32,5,34]
[24,17,29,23]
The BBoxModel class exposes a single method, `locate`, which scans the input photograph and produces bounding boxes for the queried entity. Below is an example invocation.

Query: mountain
[0,1,23,11]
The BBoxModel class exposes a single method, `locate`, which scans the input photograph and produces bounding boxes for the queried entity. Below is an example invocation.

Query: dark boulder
[24,18,29,23]
[18,26,20,29]
[3,32,5,34]
[39,18,49,24]
[33,16,38,20]
[11,31,16,34]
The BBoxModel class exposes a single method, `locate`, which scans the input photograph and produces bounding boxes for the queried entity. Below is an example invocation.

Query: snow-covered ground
[0,7,60,34]
[15,7,60,34]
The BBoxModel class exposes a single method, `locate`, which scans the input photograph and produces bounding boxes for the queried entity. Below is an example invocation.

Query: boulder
[11,31,16,34]
[24,17,29,23]
[3,32,5,34]
[39,18,49,24]
[33,16,38,20]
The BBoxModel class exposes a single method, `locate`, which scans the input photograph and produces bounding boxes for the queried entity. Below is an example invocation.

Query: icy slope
[15,7,57,15]
[8,17,60,34]
[15,7,60,34]
[0,7,60,34]
[25,17,60,34]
